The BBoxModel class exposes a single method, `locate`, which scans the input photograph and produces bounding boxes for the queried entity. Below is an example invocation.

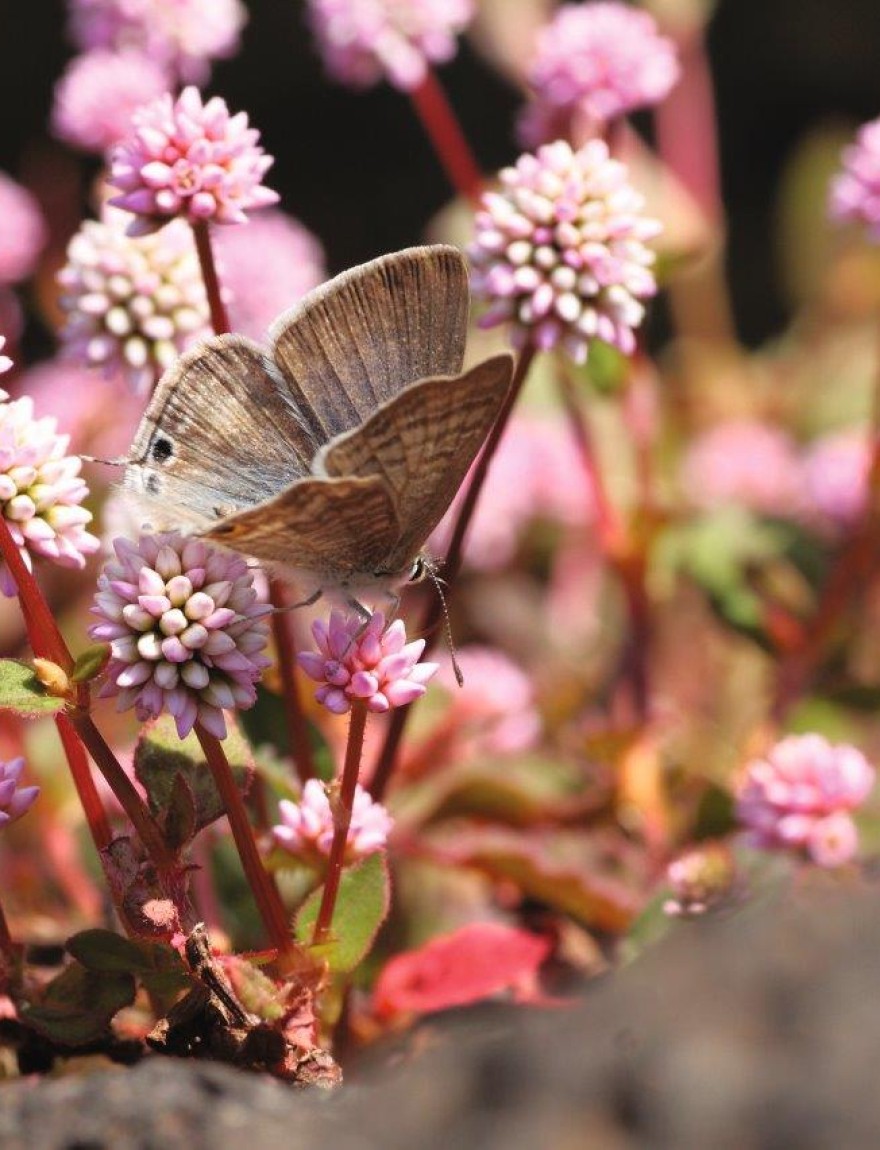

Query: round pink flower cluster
[802,429,871,532]
[0,173,47,286]
[736,734,875,867]
[679,419,803,517]
[519,1,680,146]
[298,610,438,715]
[52,49,169,154]
[58,212,209,393]
[108,87,279,236]
[470,139,661,363]
[829,117,880,240]
[68,0,247,85]
[215,209,326,339]
[307,0,474,91]
[272,778,392,865]
[0,758,39,829]
[90,533,271,739]
[0,387,99,596]
[436,645,541,753]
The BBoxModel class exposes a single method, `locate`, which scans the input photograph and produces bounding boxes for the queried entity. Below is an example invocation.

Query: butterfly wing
[317,353,514,571]
[124,335,322,529]
[269,246,469,442]
[203,474,401,580]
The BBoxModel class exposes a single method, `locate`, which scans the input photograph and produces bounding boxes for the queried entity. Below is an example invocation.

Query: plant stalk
[192,219,230,336]
[408,68,483,204]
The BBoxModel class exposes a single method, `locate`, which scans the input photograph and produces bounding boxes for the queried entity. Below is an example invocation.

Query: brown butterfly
[123,245,513,609]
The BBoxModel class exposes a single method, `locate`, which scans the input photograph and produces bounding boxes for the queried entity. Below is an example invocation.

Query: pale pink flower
[273,778,392,865]
[57,211,209,392]
[829,117,880,240]
[663,841,737,918]
[215,210,326,339]
[0,391,99,596]
[735,734,875,867]
[299,610,438,715]
[52,49,169,154]
[436,646,541,753]
[0,173,47,286]
[67,0,247,86]
[0,759,39,828]
[680,419,803,516]
[307,0,474,91]
[519,2,680,147]
[108,87,279,236]
[90,533,271,738]
[801,429,870,532]
[470,139,661,363]
[0,336,11,377]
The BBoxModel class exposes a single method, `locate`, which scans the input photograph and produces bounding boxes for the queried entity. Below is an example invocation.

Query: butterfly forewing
[125,335,321,527]
[318,353,514,571]
[269,246,469,442]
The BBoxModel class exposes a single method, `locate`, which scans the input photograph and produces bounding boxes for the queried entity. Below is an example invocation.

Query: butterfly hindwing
[269,247,470,443]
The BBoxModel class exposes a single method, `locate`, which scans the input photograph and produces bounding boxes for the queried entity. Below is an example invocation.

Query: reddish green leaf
[295,853,390,974]
[21,964,135,1047]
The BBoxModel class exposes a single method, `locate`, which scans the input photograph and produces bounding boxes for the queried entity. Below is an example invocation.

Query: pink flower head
[470,139,661,363]
[436,646,541,753]
[0,391,99,596]
[736,734,875,867]
[0,758,39,828]
[298,610,438,715]
[52,50,169,154]
[215,209,326,339]
[0,173,47,286]
[801,429,870,532]
[273,778,393,865]
[68,0,247,86]
[829,117,880,240]
[90,533,271,739]
[663,841,738,918]
[108,87,279,236]
[680,419,803,516]
[519,2,680,147]
[307,0,474,91]
[0,336,12,377]
[57,210,210,392]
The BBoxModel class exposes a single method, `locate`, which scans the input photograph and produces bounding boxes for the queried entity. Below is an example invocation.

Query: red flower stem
[56,713,113,852]
[408,68,483,204]
[192,219,230,336]
[269,579,316,784]
[312,700,367,945]
[369,343,537,801]
[0,516,71,671]
[195,723,294,957]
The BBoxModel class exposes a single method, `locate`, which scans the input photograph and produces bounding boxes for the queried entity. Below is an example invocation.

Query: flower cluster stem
[56,713,113,852]
[408,68,483,204]
[195,723,294,958]
[312,701,368,945]
[192,219,230,336]
[270,580,316,784]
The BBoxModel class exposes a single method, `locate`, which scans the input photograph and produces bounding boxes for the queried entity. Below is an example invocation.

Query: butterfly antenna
[425,561,463,687]
[80,453,130,466]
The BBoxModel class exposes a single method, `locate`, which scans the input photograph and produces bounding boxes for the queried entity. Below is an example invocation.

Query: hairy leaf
[21,964,135,1047]
[0,659,65,717]
[295,853,390,974]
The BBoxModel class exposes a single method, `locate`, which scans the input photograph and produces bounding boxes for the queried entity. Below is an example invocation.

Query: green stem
[312,701,368,945]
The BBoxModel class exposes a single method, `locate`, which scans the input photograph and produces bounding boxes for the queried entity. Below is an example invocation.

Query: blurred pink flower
[436,645,541,753]
[829,117,880,240]
[299,610,438,715]
[470,139,660,362]
[108,86,279,236]
[57,211,209,392]
[0,336,11,377]
[67,0,247,85]
[431,414,596,571]
[518,2,680,147]
[679,419,803,516]
[307,0,474,91]
[273,778,392,865]
[215,209,326,339]
[736,734,875,867]
[0,758,39,828]
[0,173,47,286]
[663,841,738,918]
[91,533,271,739]
[801,429,870,532]
[52,49,169,154]
[0,390,99,596]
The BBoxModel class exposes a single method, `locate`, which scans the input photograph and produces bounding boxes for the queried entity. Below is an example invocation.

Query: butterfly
[122,245,514,610]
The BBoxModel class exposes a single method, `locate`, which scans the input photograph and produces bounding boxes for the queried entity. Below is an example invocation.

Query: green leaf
[295,853,391,974]
[71,644,111,683]
[21,964,135,1046]
[582,339,628,395]
[134,714,253,838]
[66,929,192,1013]
[0,659,65,716]
[240,684,336,782]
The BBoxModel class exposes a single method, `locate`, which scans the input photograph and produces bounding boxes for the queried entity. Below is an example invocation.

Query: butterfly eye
[151,436,173,463]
